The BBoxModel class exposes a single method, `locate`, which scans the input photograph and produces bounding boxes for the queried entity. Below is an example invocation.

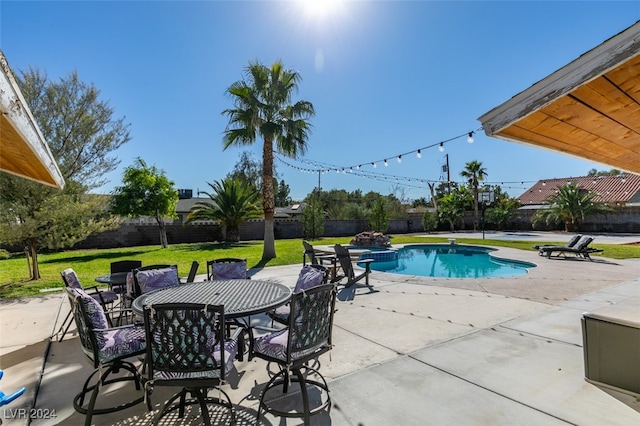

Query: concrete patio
[1,232,639,425]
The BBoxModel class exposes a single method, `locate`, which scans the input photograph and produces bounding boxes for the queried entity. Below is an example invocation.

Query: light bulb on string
[372,162,377,169]
[416,149,422,159]
[397,155,402,163]
[384,159,388,167]
[438,142,444,152]
[467,132,474,144]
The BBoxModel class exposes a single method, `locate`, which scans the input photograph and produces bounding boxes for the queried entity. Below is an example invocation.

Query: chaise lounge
[533,234,582,251]
[538,236,603,260]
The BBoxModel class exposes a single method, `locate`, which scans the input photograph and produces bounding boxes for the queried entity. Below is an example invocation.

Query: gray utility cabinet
[581,298,640,397]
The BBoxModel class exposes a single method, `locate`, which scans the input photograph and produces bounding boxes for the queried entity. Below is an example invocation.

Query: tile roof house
[517,174,640,208]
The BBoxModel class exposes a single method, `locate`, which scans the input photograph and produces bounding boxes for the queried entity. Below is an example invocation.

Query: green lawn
[2,235,639,299]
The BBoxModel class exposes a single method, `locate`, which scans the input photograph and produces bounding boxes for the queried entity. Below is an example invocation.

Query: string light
[276,153,536,194]
[275,126,485,180]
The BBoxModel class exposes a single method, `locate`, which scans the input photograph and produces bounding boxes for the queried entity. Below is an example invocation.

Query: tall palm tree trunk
[473,187,479,231]
[262,138,276,259]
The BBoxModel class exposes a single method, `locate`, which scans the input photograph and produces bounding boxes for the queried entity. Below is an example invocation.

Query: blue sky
[2,1,639,201]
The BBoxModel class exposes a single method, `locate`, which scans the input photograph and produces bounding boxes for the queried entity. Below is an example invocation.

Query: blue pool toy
[0,370,26,407]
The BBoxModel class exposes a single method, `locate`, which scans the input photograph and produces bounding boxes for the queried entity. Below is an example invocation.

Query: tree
[111,158,178,248]
[532,183,613,231]
[460,160,487,231]
[274,179,292,207]
[302,203,325,239]
[226,151,262,192]
[486,197,521,230]
[186,178,261,242]
[369,198,389,233]
[422,211,438,233]
[223,60,315,260]
[587,168,622,176]
[412,197,429,207]
[438,186,472,231]
[0,69,129,280]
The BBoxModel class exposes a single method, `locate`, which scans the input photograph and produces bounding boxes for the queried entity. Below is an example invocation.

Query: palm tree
[222,60,315,259]
[186,178,261,242]
[532,183,613,232]
[460,160,487,231]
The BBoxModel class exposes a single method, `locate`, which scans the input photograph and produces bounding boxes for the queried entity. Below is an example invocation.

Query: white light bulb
[416,150,422,159]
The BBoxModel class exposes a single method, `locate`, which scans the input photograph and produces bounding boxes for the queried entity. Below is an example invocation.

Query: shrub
[421,211,438,233]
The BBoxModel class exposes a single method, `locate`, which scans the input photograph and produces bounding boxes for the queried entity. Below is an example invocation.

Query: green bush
[421,211,438,233]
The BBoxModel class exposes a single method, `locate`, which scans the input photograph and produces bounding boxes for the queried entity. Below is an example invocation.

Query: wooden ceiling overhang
[0,50,64,189]
[478,21,640,174]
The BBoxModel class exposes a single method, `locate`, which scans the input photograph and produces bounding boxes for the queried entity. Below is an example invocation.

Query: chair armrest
[83,285,103,294]
[93,322,141,332]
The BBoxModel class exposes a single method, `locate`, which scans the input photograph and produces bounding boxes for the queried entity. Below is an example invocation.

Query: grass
[2,235,639,299]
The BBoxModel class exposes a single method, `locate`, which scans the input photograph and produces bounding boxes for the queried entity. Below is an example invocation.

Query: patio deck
[1,232,639,425]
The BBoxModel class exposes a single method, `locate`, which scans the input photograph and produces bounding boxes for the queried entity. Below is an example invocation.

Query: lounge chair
[333,244,374,288]
[303,241,341,281]
[538,236,603,260]
[533,234,582,251]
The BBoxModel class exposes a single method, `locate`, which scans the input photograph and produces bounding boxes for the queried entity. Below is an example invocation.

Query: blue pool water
[359,244,535,278]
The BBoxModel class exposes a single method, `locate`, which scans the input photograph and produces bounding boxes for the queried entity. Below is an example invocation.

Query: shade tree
[110,158,178,248]
[0,69,129,279]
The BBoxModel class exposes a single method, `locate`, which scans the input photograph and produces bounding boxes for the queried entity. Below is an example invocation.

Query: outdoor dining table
[95,272,129,287]
[131,279,292,319]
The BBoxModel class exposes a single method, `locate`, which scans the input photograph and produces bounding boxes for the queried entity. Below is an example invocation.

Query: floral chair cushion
[96,326,146,363]
[136,267,180,294]
[68,287,109,330]
[293,265,325,293]
[253,329,319,362]
[61,268,83,289]
[210,261,247,280]
[61,268,119,306]
[269,266,325,324]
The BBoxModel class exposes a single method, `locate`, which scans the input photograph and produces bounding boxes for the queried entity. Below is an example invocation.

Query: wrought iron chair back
[252,283,337,425]
[130,264,176,299]
[64,287,146,425]
[206,258,247,280]
[57,268,119,341]
[142,302,239,425]
[287,283,336,361]
[110,260,143,274]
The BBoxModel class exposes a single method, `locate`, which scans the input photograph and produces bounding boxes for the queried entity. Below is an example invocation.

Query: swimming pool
[359,244,535,278]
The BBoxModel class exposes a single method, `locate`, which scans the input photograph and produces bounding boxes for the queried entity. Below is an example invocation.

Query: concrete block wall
[3,207,639,253]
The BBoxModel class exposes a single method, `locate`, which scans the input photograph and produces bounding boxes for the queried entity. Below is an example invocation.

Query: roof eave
[478,21,640,135]
[0,50,65,189]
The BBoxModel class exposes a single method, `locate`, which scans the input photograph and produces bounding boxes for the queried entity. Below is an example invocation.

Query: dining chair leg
[55,311,73,342]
